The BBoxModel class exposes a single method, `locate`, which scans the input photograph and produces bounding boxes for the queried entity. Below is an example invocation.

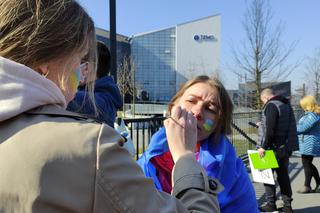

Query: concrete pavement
[250,154,320,212]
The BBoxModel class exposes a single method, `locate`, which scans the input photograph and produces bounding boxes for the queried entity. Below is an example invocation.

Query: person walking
[0,0,221,212]
[257,88,298,213]
[296,95,320,193]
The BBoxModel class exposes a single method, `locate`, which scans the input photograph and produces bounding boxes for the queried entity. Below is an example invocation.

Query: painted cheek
[203,118,215,132]
[70,68,81,93]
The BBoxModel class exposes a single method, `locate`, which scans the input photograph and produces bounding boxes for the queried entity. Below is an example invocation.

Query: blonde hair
[300,95,320,114]
[168,75,233,141]
[0,0,97,112]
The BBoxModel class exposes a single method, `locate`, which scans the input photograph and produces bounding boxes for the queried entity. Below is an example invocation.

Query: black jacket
[259,96,298,151]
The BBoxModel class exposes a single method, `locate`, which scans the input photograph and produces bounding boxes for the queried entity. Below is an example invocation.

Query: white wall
[176,15,221,90]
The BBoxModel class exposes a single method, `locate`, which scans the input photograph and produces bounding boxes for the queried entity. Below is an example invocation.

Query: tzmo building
[131,15,221,102]
[96,15,221,102]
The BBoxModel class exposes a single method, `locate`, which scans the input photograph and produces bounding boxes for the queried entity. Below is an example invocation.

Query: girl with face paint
[67,42,123,128]
[174,81,219,142]
[137,76,259,213]
[70,62,88,93]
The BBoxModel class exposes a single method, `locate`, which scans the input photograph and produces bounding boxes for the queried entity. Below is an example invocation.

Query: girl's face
[39,48,88,102]
[176,82,220,142]
[70,61,89,93]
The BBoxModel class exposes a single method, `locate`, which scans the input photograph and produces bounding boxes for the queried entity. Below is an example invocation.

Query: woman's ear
[35,64,50,76]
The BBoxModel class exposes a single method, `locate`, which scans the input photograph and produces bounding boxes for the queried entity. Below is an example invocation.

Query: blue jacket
[67,76,122,127]
[297,112,320,156]
[137,128,259,213]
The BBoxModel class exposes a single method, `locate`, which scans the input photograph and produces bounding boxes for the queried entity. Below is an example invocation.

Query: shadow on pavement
[293,206,320,213]
[255,155,304,205]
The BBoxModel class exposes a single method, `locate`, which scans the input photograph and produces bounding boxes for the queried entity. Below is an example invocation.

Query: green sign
[249,150,279,170]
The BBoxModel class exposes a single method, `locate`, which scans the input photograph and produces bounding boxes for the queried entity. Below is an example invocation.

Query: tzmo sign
[193,34,216,42]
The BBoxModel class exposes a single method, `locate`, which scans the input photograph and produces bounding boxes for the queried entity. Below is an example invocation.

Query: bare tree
[231,0,299,109]
[211,68,226,85]
[117,55,136,117]
[185,59,224,84]
[305,48,320,101]
[292,83,307,106]
[185,62,197,79]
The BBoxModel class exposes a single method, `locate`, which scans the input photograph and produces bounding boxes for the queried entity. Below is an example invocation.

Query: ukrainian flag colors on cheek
[203,118,215,131]
[70,68,81,92]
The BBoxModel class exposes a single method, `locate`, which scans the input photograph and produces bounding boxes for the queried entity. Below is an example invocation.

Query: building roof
[131,14,220,38]
[95,27,130,42]
[131,26,175,38]
[176,14,220,27]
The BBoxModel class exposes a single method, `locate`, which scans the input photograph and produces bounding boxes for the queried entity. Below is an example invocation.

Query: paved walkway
[250,154,320,212]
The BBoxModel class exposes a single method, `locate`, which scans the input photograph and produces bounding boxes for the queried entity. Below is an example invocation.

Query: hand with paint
[164,105,198,163]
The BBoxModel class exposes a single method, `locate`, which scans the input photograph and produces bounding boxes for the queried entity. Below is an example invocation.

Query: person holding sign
[257,88,298,213]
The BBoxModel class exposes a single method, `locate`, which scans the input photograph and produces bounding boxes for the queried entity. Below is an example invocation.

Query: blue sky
[78,0,320,91]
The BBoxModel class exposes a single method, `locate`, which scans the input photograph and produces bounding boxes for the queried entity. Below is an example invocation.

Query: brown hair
[0,0,97,110]
[168,75,233,141]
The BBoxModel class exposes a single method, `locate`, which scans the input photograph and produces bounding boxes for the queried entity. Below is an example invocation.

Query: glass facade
[131,28,176,102]
[96,15,220,103]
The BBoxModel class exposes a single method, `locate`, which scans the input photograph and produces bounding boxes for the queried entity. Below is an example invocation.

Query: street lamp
[109,0,117,83]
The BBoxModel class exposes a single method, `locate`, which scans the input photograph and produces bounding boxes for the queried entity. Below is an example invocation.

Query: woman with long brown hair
[138,76,259,213]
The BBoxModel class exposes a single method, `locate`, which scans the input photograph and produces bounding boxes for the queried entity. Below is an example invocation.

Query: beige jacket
[0,57,222,212]
[0,106,221,212]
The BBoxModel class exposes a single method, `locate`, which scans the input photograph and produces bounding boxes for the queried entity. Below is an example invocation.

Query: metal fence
[123,116,165,160]
[123,109,304,160]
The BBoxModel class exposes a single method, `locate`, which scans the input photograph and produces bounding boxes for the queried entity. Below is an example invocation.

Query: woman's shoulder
[303,112,320,121]
[1,105,121,159]
[214,134,236,155]
[23,105,121,142]
[10,105,125,161]
[220,135,233,147]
